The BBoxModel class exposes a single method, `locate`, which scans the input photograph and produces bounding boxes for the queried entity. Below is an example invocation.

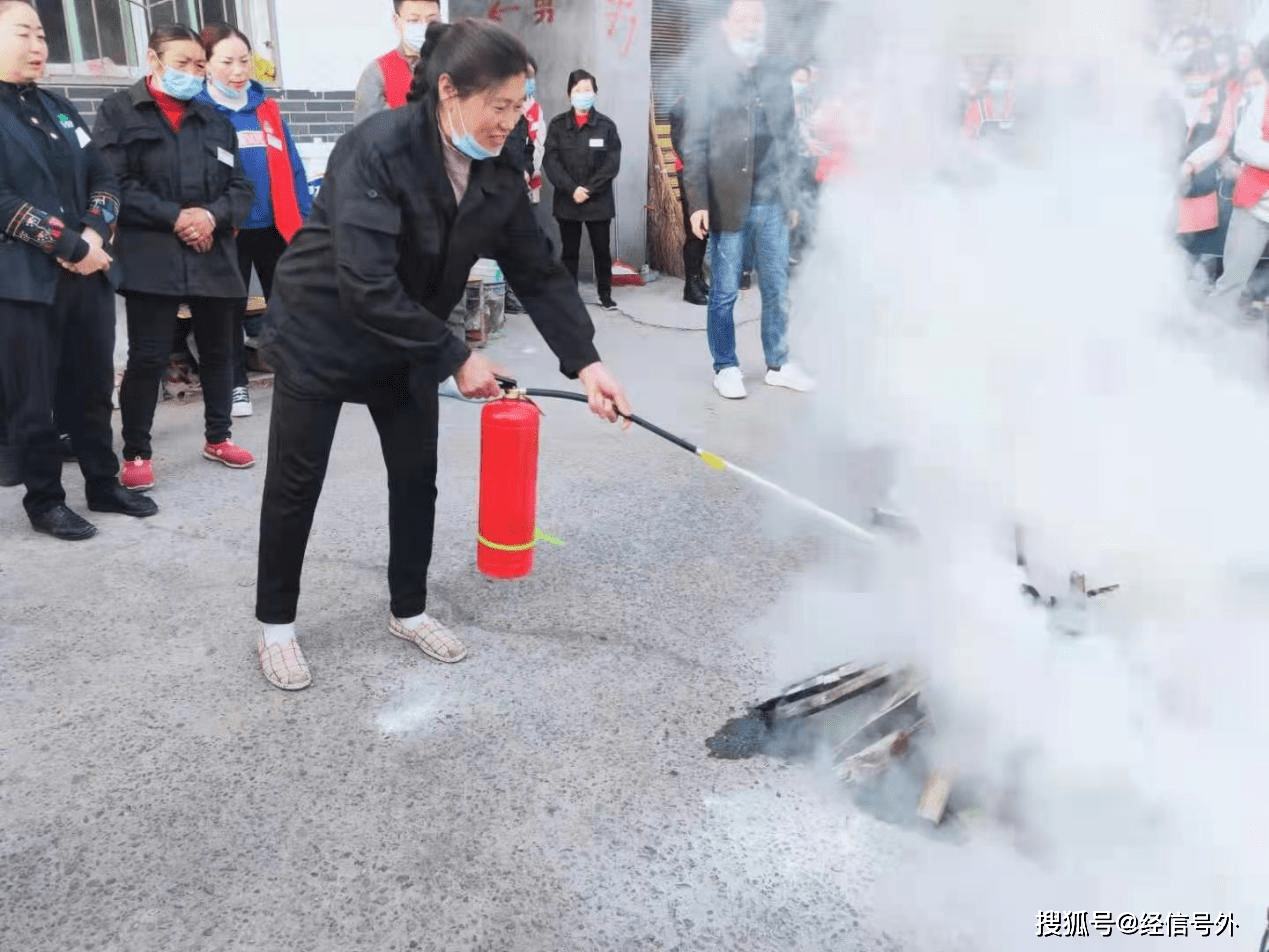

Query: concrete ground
[0,279,907,952]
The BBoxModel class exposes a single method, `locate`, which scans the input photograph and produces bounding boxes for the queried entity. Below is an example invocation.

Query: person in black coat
[0,0,157,539]
[252,19,631,692]
[543,69,622,310]
[669,95,709,305]
[93,23,257,492]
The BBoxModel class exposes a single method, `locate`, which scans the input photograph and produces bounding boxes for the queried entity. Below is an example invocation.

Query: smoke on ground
[768,0,1269,946]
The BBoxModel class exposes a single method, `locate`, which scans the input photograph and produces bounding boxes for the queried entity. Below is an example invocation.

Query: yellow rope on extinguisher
[477,528,565,552]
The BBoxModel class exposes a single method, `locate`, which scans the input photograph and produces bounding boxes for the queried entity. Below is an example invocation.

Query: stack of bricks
[270,89,357,141]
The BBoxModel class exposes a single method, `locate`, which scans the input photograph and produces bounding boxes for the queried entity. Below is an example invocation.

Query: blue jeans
[707,203,790,373]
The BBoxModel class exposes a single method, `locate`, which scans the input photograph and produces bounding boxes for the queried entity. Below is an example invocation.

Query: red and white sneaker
[203,440,255,469]
[120,458,154,491]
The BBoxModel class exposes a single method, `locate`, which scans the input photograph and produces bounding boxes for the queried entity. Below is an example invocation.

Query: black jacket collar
[0,81,61,191]
[0,79,38,99]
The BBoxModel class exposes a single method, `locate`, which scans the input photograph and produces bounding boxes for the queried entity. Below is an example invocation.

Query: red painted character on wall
[605,0,637,57]
[487,1,520,22]
[533,0,554,25]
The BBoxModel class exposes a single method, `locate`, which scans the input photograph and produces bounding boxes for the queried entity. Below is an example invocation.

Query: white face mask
[402,22,429,53]
[728,33,765,67]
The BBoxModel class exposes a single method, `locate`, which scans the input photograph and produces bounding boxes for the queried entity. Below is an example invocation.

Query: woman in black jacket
[93,23,256,492]
[543,69,622,310]
[0,0,157,539]
[252,19,631,691]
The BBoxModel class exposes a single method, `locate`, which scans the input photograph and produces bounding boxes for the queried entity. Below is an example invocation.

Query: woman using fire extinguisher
[253,17,632,691]
[197,23,311,419]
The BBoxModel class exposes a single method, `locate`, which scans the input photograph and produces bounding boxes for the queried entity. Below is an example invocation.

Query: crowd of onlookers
[13,0,1269,546]
[1161,23,1269,319]
[2,0,828,548]
[943,23,1269,319]
[0,0,641,541]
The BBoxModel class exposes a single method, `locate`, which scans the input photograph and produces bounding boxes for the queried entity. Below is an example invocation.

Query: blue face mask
[571,91,596,112]
[212,78,246,101]
[525,77,537,99]
[448,104,501,160]
[159,65,205,101]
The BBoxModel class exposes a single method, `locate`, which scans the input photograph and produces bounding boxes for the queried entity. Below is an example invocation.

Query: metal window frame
[45,0,283,86]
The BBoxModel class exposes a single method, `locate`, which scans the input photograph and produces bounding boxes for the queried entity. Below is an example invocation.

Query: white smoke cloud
[774,0,1269,946]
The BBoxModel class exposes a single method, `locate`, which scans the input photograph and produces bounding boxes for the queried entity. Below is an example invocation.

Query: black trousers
[0,273,119,517]
[256,372,440,624]
[557,218,613,300]
[119,293,235,460]
[233,226,288,389]
[680,191,706,281]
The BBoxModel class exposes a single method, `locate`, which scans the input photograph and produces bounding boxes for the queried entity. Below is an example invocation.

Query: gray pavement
[0,280,903,952]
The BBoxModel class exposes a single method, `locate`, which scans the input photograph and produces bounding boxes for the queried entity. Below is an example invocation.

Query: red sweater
[147,76,187,131]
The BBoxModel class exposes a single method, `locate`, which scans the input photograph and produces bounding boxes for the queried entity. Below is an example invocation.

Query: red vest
[963,91,1014,139]
[377,50,414,110]
[256,98,304,243]
[1233,90,1269,209]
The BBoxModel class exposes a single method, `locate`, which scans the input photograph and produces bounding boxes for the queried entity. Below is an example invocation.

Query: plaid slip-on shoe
[257,635,312,691]
[388,614,468,664]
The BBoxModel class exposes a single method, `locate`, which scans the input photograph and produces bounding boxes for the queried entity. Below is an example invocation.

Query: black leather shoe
[30,504,97,541]
[0,446,20,488]
[60,434,77,462]
[87,484,159,518]
[683,278,709,306]
[739,271,752,291]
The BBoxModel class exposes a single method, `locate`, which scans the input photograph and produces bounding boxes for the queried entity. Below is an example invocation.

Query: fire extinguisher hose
[494,378,877,546]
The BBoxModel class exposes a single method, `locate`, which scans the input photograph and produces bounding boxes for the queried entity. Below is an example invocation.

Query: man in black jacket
[0,0,157,539]
[683,0,814,400]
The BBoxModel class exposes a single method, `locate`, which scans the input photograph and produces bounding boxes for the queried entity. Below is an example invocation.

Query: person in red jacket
[353,0,440,124]
[1208,39,1269,318]
[1176,52,1236,258]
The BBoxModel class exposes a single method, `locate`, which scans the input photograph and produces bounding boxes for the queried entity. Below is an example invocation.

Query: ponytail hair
[406,18,531,105]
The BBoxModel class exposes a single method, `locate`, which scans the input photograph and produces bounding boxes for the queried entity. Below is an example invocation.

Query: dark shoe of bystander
[0,445,20,488]
[30,504,97,541]
[683,277,709,306]
[88,484,159,518]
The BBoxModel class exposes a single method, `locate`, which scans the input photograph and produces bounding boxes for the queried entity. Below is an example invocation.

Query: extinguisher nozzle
[698,451,727,471]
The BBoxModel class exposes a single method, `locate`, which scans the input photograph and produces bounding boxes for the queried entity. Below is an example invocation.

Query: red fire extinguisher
[477,395,542,579]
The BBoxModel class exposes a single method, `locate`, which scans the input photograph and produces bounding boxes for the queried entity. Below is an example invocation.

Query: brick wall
[45,84,356,143]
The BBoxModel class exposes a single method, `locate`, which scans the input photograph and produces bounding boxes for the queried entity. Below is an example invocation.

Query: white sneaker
[713,366,747,399]
[765,363,815,392]
[231,386,253,417]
